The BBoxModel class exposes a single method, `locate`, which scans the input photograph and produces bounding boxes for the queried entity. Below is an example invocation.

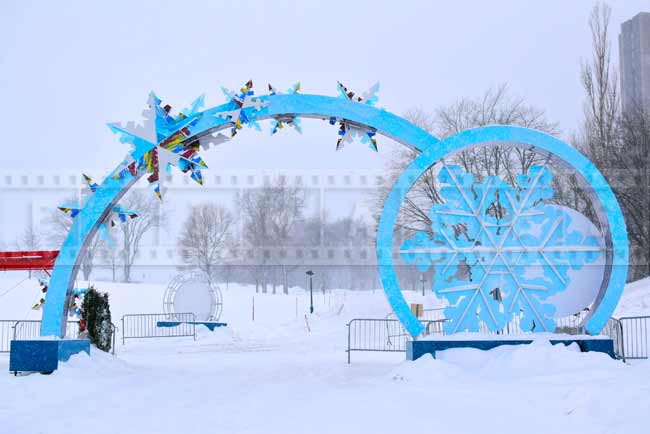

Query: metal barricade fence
[14,320,47,341]
[0,320,81,353]
[602,317,624,359]
[346,315,647,363]
[14,320,81,341]
[0,321,16,352]
[619,316,649,360]
[121,313,196,345]
[346,318,446,363]
[385,309,586,335]
[422,319,446,336]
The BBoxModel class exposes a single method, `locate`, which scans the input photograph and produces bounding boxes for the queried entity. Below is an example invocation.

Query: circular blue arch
[41,95,628,340]
[377,126,628,337]
[41,93,440,336]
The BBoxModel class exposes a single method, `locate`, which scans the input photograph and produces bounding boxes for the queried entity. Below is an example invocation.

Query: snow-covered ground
[0,275,649,434]
[614,276,650,317]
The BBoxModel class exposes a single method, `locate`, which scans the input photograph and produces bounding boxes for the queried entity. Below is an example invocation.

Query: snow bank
[391,339,623,383]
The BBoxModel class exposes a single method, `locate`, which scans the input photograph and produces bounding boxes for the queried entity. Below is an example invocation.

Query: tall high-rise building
[619,12,650,113]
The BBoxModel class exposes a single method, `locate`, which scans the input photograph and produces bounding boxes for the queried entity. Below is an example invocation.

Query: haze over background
[1,0,647,173]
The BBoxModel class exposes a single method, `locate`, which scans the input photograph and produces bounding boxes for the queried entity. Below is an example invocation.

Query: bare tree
[178,203,233,282]
[17,224,41,251]
[221,262,234,291]
[434,84,559,139]
[323,213,372,247]
[118,190,162,282]
[46,204,73,247]
[374,84,558,239]
[436,83,559,187]
[46,198,104,281]
[16,223,41,278]
[540,4,621,226]
[101,247,120,283]
[238,178,305,294]
[268,179,305,294]
[615,106,650,277]
[575,2,650,279]
[578,2,619,171]
[371,114,440,238]
[572,3,618,229]
[238,185,273,293]
[402,107,436,133]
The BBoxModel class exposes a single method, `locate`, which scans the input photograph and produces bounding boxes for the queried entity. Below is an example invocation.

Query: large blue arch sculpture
[41,86,628,339]
[378,126,628,337]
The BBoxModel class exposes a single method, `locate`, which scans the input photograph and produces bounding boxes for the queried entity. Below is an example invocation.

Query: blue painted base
[406,338,615,361]
[9,340,91,374]
[156,321,228,331]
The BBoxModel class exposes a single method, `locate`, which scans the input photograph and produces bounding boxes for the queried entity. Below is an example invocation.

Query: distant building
[619,12,650,113]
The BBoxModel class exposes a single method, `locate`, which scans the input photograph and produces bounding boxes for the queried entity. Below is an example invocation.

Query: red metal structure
[0,250,59,275]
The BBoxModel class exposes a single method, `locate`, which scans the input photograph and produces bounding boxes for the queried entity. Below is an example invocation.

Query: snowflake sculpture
[401,163,603,334]
[108,92,216,200]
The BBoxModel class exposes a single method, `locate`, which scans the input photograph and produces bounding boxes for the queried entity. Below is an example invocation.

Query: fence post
[618,316,650,361]
[192,313,196,341]
[120,313,197,345]
[347,322,351,364]
[252,296,255,322]
[111,323,117,355]
[618,319,626,362]
[12,320,19,341]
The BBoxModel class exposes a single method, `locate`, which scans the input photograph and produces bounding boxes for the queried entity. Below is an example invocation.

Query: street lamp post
[306,270,314,314]
[420,274,426,296]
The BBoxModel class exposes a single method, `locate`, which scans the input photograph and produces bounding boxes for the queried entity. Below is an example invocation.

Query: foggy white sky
[0,0,648,174]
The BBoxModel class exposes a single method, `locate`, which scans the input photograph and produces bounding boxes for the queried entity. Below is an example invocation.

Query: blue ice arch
[41,91,627,339]
[377,126,628,337]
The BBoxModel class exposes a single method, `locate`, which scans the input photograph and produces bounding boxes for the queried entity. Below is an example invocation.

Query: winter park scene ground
[0,277,649,434]
[2,1,650,434]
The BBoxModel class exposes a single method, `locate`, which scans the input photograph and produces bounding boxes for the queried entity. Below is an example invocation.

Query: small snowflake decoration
[330,81,380,151]
[401,163,603,334]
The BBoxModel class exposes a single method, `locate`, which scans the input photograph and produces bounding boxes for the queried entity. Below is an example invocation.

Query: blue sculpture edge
[406,338,616,360]
[41,92,627,340]
[41,93,440,336]
[377,125,628,337]
[9,339,91,373]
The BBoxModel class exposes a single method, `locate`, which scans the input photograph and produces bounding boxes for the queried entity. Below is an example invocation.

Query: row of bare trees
[238,178,305,294]
[575,3,650,280]
[40,189,162,282]
[373,2,649,283]
[28,176,374,290]
[373,83,560,241]
[178,203,233,284]
[177,177,379,293]
[178,178,305,294]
